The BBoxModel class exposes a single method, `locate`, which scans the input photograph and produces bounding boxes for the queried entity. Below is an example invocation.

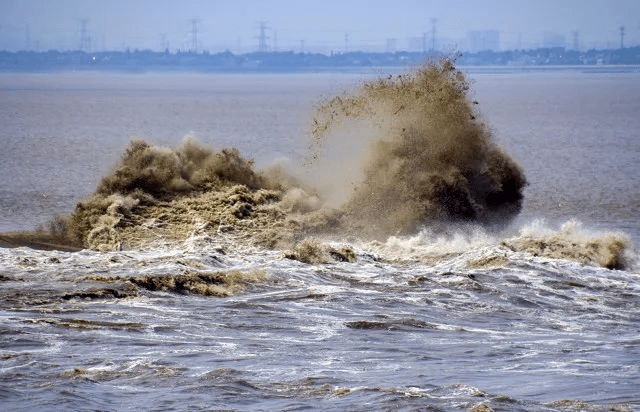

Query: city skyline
[1,0,638,53]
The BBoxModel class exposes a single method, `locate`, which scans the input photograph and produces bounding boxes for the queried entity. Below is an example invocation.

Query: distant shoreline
[1,65,638,77]
[1,46,639,73]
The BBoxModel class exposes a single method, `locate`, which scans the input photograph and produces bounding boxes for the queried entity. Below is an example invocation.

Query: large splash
[308,59,526,236]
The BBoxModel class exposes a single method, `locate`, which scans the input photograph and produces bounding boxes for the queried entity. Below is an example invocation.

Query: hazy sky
[1,0,638,53]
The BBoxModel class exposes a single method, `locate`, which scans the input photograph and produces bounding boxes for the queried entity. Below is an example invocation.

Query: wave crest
[502,220,631,270]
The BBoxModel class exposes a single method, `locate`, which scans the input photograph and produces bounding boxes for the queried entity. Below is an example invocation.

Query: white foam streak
[377,226,497,259]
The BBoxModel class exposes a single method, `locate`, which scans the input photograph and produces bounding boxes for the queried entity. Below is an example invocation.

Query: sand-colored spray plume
[308,59,526,237]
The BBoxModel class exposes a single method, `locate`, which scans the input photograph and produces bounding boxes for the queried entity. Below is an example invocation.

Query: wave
[3,60,633,270]
[90,269,267,297]
[502,219,631,270]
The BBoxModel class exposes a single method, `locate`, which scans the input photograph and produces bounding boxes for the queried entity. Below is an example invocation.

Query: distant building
[408,37,424,53]
[386,38,397,53]
[466,30,500,52]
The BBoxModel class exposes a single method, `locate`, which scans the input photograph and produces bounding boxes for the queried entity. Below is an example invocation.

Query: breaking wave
[502,219,631,270]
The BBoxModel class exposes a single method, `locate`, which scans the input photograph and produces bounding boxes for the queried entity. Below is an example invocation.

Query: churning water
[1,64,639,411]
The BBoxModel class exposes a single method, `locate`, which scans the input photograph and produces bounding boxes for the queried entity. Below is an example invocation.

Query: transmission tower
[257,22,269,52]
[190,19,200,53]
[431,18,438,51]
[79,18,91,51]
[25,24,31,51]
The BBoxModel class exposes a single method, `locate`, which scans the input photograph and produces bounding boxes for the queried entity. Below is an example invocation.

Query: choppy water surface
[1,66,639,411]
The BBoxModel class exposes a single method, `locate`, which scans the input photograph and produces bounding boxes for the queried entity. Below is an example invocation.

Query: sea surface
[1,67,640,411]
